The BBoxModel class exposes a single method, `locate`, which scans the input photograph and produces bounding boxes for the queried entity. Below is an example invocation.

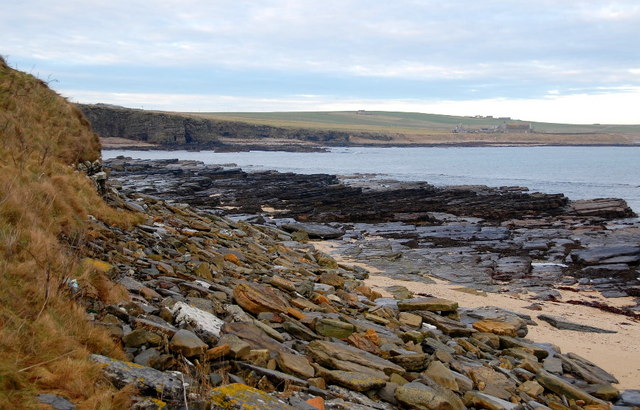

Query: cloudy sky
[3,0,640,123]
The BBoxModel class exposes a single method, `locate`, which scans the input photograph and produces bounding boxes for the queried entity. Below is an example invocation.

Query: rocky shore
[61,157,640,409]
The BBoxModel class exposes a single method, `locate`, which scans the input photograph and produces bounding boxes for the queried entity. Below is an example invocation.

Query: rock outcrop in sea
[66,157,640,408]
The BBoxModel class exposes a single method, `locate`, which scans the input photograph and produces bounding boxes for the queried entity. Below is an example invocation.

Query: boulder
[571,245,640,265]
[122,329,163,348]
[424,360,459,391]
[320,369,387,392]
[281,222,345,239]
[535,369,607,405]
[233,282,290,314]
[395,382,454,410]
[417,311,476,337]
[398,312,423,328]
[170,301,224,339]
[463,391,520,410]
[36,394,76,410]
[223,322,293,354]
[499,336,549,360]
[471,319,518,337]
[389,353,431,372]
[169,329,207,357]
[91,354,184,400]
[557,352,619,385]
[398,297,458,312]
[276,352,315,379]
[306,340,405,380]
[315,318,355,338]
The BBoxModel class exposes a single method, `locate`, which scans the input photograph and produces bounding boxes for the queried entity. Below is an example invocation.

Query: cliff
[79,104,391,147]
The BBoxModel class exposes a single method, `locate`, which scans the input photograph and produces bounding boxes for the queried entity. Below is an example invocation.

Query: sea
[103,146,640,214]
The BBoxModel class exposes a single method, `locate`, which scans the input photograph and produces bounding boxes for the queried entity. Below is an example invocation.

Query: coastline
[100,136,640,151]
[93,155,640,406]
[311,241,640,390]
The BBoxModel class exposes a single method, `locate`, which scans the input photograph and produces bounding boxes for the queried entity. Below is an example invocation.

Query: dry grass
[0,56,140,407]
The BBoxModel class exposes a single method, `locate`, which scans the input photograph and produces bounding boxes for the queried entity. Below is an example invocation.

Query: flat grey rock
[538,314,617,334]
[281,222,345,239]
[37,394,75,410]
[571,245,640,265]
[91,354,184,400]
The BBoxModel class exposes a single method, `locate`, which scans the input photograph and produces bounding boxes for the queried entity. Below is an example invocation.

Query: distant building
[452,122,534,134]
[498,123,534,133]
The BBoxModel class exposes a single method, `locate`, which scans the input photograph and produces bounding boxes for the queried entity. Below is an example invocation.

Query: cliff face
[78,104,369,146]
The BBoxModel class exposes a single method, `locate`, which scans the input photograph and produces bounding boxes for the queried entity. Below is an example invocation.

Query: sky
[2,0,640,124]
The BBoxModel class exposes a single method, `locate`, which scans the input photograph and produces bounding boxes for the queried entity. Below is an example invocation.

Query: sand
[313,242,640,390]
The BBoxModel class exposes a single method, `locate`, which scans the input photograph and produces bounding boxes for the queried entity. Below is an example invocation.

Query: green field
[186,110,640,136]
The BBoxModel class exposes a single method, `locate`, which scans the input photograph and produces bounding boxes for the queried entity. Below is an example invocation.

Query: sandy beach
[314,242,640,390]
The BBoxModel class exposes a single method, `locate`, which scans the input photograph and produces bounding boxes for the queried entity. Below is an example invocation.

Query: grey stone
[558,352,619,385]
[463,391,520,410]
[538,314,617,334]
[37,394,75,410]
[395,382,453,410]
[306,340,405,380]
[134,348,161,367]
[571,245,640,265]
[169,329,207,357]
[617,390,640,407]
[535,369,607,405]
[91,354,184,400]
[281,222,345,239]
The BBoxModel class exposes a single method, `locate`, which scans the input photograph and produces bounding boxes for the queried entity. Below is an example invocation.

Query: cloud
[3,1,640,123]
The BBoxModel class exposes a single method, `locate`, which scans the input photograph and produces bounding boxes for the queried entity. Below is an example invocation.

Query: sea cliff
[79,104,390,150]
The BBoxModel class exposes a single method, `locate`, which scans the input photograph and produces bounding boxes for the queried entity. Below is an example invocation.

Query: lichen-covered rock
[315,318,355,338]
[208,383,294,409]
[91,354,184,400]
[123,329,163,348]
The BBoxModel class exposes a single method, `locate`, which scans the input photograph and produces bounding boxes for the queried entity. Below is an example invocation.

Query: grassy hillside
[185,111,640,145]
[0,57,138,407]
[191,110,640,134]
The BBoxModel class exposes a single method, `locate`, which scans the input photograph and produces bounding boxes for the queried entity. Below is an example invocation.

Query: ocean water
[103,146,640,213]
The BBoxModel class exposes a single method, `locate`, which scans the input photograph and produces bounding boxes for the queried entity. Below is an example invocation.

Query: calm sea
[103,146,640,213]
